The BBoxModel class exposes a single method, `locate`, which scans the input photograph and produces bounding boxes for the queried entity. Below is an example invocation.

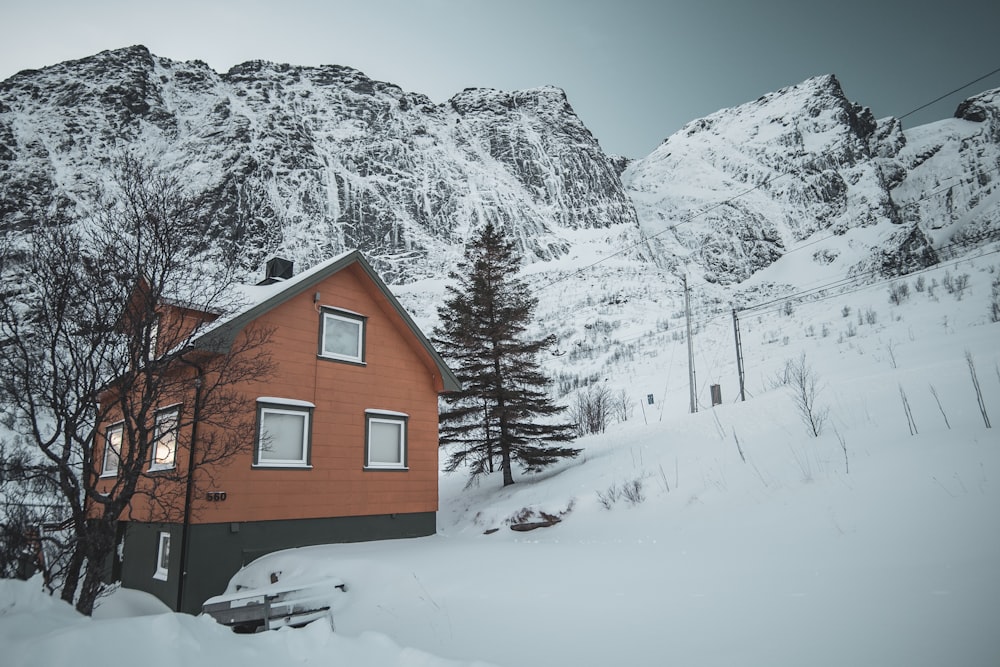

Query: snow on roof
[228,249,357,316]
[188,250,460,392]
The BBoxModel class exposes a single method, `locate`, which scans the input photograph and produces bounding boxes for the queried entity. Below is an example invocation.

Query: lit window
[254,400,314,467]
[365,412,408,469]
[153,531,170,581]
[101,424,122,477]
[319,308,365,363]
[150,406,179,471]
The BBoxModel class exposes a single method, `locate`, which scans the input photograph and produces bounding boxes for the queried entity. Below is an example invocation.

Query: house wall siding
[100,259,448,613]
[121,512,436,614]
[119,521,181,611]
[186,263,441,525]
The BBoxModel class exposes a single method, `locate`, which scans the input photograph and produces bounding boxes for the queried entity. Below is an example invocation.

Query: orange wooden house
[93,251,459,613]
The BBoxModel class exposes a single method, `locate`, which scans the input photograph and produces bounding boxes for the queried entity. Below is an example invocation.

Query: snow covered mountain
[3,48,999,667]
[1,47,998,290]
[624,74,1000,284]
[0,45,634,282]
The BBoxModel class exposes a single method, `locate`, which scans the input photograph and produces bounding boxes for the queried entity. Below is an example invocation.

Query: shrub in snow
[596,477,646,509]
[571,385,613,436]
[888,281,910,305]
[622,478,645,505]
[612,389,634,424]
[596,482,621,510]
[953,273,970,300]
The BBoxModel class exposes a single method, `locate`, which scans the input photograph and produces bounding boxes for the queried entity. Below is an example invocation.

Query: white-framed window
[319,308,366,364]
[254,399,314,467]
[101,423,123,477]
[365,411,408,469]
[150,406,180,471]
[153,531,170,581]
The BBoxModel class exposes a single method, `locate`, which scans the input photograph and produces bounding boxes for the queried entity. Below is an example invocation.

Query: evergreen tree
[434,223,579,486]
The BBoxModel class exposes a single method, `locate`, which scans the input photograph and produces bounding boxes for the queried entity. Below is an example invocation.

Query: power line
[773,163,1000,262]
[535,65,1000,293]
[740,243,1000,321]
[898,66,1000,120]
[541,69,1000,398]
[537,176,778,292]
[593,220,1000,358]
[738,226,1000,316]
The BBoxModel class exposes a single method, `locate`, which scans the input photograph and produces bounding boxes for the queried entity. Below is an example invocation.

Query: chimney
[257,257,294,286]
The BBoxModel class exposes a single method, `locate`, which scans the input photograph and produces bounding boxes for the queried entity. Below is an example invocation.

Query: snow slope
[3,242,998,666]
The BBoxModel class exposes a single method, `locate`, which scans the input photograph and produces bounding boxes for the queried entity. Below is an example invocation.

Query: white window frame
[319,308,366,364]
[364,411,408,470]
[101,423,123,477]
[149,405,180,471]
[254,401,313,468]
[153,531,170,581]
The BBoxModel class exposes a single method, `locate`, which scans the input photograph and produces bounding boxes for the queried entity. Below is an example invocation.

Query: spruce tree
[434,223,579,486]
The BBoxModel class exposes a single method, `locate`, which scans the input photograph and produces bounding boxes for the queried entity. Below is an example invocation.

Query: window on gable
[319,308,366,364]
[254,399,314,468]
[101,424,123,477]
[150,406,180,471]
[365,411,408,470]
[153,531,170,581]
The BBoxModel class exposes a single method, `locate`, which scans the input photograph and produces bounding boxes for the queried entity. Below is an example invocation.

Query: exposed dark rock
[956,98,988,122]
[1,48,997,288]
[851,225,939,278]
[0,47,636,282]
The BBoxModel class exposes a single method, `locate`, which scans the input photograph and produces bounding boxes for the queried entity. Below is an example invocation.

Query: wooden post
[733,308,746,402]
[685,275,697,413]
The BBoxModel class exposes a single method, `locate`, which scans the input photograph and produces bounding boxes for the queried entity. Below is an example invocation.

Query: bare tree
[612,389,634,424]
[787,353,829,437]
[570,385,614,436]
[0,156,273,614]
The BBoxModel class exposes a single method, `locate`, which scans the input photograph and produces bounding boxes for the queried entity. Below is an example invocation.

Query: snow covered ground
[2,244,999,666]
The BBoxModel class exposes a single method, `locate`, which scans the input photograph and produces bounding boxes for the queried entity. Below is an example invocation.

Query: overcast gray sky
[2,0,999,157]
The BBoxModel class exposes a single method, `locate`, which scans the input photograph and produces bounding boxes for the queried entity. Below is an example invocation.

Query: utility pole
[684,274,697,413]
[732,307,746,402]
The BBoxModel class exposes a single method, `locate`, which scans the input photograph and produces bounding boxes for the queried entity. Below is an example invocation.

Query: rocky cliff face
[0,46,636,282]
[1,47,997,288]
[624,75,905,283]
[889,87,1000,248]
[623,74,1000,284]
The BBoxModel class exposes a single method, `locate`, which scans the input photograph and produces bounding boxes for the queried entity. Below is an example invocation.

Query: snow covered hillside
[3,238,998,666]
[2,46,999,667]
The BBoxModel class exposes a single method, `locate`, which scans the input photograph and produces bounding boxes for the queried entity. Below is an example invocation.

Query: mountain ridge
[1,46,997,289]
[0,45,636,283]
